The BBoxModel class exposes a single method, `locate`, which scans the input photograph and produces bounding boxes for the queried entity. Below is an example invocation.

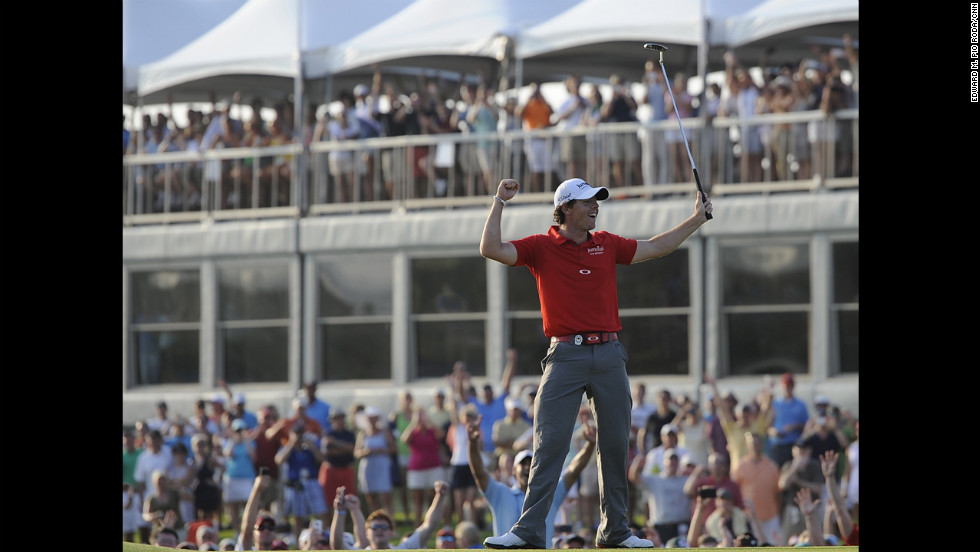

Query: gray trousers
[511,340,633,547]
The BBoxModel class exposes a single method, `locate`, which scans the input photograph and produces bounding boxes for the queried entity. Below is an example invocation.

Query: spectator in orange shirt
[732,432,783,545]
[268,396,325,447]
[517,82,554,193]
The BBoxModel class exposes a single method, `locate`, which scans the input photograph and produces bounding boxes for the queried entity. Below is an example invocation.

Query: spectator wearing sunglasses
[234,472,277,550]
[238,514,275,550]
[333,480,450,549]
[435,527,458,549]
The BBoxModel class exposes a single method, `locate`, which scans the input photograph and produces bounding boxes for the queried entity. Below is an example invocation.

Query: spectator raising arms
[820,450,858,546]
[629,448,690,543]
[469,413,597,550]
[333,481,451,549]
[777,438,824,543]
[683,452,743,521]
[235,473,278,551]
[222,419,257,534]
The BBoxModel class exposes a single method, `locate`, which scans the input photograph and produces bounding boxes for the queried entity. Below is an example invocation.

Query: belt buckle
[573,334,584,345]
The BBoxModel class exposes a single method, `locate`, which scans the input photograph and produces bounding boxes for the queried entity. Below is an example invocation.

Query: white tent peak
[123,0,249,95]
[328,0,581,76]
[724,0,860,48]
[138,0,301,99]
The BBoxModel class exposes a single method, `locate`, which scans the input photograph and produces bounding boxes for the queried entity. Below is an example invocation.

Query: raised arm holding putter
[480,177,711,549]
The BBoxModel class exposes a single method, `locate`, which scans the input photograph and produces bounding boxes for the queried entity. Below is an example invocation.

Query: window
[721,242,810,376]
[130,269,201,385]
[218,262,290,383]
[412,256,487,378]
[317,254,393,381]
[321,323,392,380]
[617,250,691,375]
[507,267,545,376]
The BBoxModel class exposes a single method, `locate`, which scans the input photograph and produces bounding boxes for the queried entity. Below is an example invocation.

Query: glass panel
[727,312,809,376]
[507,266,541,311]
[321,323,392,381]
[131,270,200,323]
[722,244,810,305]
[508,317,549,376]
[838,311,859,374]
[221,327,289,383]
[412,257,487,314]
[618,315,690,375]
[832,242,859,303]
[318,255,393,316]
[134,330,199,385]
[616,250,690,308]
[218,264,289,320]
[416,320,486,378]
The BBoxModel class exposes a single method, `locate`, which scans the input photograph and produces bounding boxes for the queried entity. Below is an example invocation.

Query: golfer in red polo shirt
[479,177,712,549]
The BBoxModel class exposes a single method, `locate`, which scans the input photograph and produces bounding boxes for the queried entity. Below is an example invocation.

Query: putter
[643,42,712,219]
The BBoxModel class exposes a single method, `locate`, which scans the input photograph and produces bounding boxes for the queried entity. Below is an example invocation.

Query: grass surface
[123,544,856,551]
[123,498,857,550]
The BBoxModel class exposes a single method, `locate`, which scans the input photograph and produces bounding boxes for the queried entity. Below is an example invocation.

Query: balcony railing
[122,108,857,226]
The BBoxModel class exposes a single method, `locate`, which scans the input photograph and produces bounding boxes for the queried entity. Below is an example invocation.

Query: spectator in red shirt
[251,406,285,522]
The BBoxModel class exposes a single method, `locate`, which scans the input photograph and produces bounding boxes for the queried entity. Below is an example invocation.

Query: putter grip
[692,168,712,220]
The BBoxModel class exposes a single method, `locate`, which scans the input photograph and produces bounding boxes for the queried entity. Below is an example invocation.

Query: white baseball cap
[514,449,533,465]
[554,178,609,207]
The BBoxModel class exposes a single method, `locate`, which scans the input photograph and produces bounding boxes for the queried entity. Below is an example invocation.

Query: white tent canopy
[127,0,858,109]
[123,0,248,101]
[325,0,581,89]
[514,0,764,86]
[724,0,859,47]
[720,0,859,69]
[517,0,704,59]
[135,0,414,105]
[137,0,301,104]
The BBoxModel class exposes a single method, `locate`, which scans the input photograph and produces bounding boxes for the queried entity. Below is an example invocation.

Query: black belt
[551,332,618,345]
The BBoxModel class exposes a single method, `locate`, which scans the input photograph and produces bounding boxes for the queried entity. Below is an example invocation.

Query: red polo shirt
[511,226,637,337]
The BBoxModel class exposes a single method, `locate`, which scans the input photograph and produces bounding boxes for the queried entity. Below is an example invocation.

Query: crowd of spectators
[125,349,857,549]
[124,36,858,213]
